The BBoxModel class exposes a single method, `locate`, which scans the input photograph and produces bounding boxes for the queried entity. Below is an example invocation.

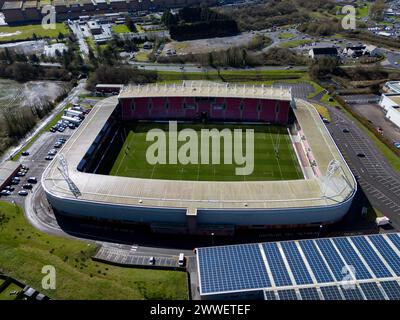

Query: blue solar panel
[350,236,393,278]
[369,235,400,276]
[263,243,293,287]
[278,289,298,300]
[320,286,343,300]
[359,282,385,300]
[316,238,350,281]
[280,241,313,285]
[299,287,320,300]
[380,281,400,300]
[198,244,271,294]
[299,240,335,283]
[332,238,372,280]
[387,233,400,252]
[264,291,277,300]
[340,285,364,300]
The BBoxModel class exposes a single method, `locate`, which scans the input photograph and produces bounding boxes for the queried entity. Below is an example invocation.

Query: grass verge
[0,201,188,300]
[0,23,69,42]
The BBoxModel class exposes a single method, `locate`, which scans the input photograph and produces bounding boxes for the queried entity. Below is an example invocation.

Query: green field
[279,39,313,48]
[278,32,295,39]
[0,23,69,42]
[0,201,188,300]
[112,25,131,34]
[109,123,303,181]
[0,282,23,300]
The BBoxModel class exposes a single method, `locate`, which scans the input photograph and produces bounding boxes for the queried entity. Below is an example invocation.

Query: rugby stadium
[41,81,357,235]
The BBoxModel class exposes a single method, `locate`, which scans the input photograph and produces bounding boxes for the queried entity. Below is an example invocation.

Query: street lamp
[317,224,323,238]
[211,232,215,246]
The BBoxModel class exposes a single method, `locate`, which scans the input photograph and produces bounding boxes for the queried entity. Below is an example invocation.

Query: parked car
[23,184,33,190]
[27,177,37,184]
[18,190,28,196]
[45,156,54,161]
[21,151,30,156]
[0,190,12,196]
[342,128,350,133]
[5,186,15,191]
[16,171,26,177]
[48,149,57,156]
[21,164,29,171]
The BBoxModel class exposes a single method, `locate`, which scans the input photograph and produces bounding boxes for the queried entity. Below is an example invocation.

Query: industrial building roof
[196,233,400,300]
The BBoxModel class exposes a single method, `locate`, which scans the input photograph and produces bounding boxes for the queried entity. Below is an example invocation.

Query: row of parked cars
[45,138,66,161]
[0,165,37,197]
[50,120,77,133]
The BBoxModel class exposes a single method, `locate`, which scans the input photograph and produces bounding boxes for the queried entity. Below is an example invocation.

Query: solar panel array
[197,233,400,300]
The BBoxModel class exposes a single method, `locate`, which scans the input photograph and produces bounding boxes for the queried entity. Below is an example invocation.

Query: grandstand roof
[119,81,293,101]
[42,82,356,212]
[196,233,400,300]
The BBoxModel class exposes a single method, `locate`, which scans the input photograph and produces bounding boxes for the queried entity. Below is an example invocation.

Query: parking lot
[94,245,182,269]
[1,131,72,205]
[350,103,400,144]
[328,106,400,226]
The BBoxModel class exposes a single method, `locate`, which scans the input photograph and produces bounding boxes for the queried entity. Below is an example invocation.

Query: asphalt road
[129,61,308,72]
[323,103,400,229]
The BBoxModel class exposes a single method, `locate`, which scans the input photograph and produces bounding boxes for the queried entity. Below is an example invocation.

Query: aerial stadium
[41,81,357,235]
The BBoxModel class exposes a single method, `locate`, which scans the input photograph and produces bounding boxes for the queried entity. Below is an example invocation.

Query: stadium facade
[2,0,217,24]
[41,81,357,235]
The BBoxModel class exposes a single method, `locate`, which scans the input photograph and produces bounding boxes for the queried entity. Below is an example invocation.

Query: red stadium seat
[242,99,259,121]
[277,101,290,124]
[225,98,242,120]
[120,99,133,120]
[259,99,276,123]
[168,97,185,119]
[132,97,150,119]
[151,97,168,119]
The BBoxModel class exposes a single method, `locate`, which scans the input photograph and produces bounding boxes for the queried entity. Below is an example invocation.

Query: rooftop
[119,82,293,101]
[386,94,400,106]
[0,161,21,188]
[311,47,338,55]
[196,233,400,299]
[2,1,23,9]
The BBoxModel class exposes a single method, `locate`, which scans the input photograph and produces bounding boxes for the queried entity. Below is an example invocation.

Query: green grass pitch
[109,123,303,181]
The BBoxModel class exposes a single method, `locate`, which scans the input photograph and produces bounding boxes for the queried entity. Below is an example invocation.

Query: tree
[309,57,339,80]
[125,15,137,32]
[371,0,385,21]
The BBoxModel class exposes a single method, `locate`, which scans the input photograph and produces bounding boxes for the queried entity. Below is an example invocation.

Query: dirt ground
[162,31,257,56]
[351,103,400,143]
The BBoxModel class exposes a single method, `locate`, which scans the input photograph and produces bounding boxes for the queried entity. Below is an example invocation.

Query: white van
[178,253,185,267]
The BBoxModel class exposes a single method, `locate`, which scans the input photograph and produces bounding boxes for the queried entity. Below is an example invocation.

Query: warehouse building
[379,93,400,129]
